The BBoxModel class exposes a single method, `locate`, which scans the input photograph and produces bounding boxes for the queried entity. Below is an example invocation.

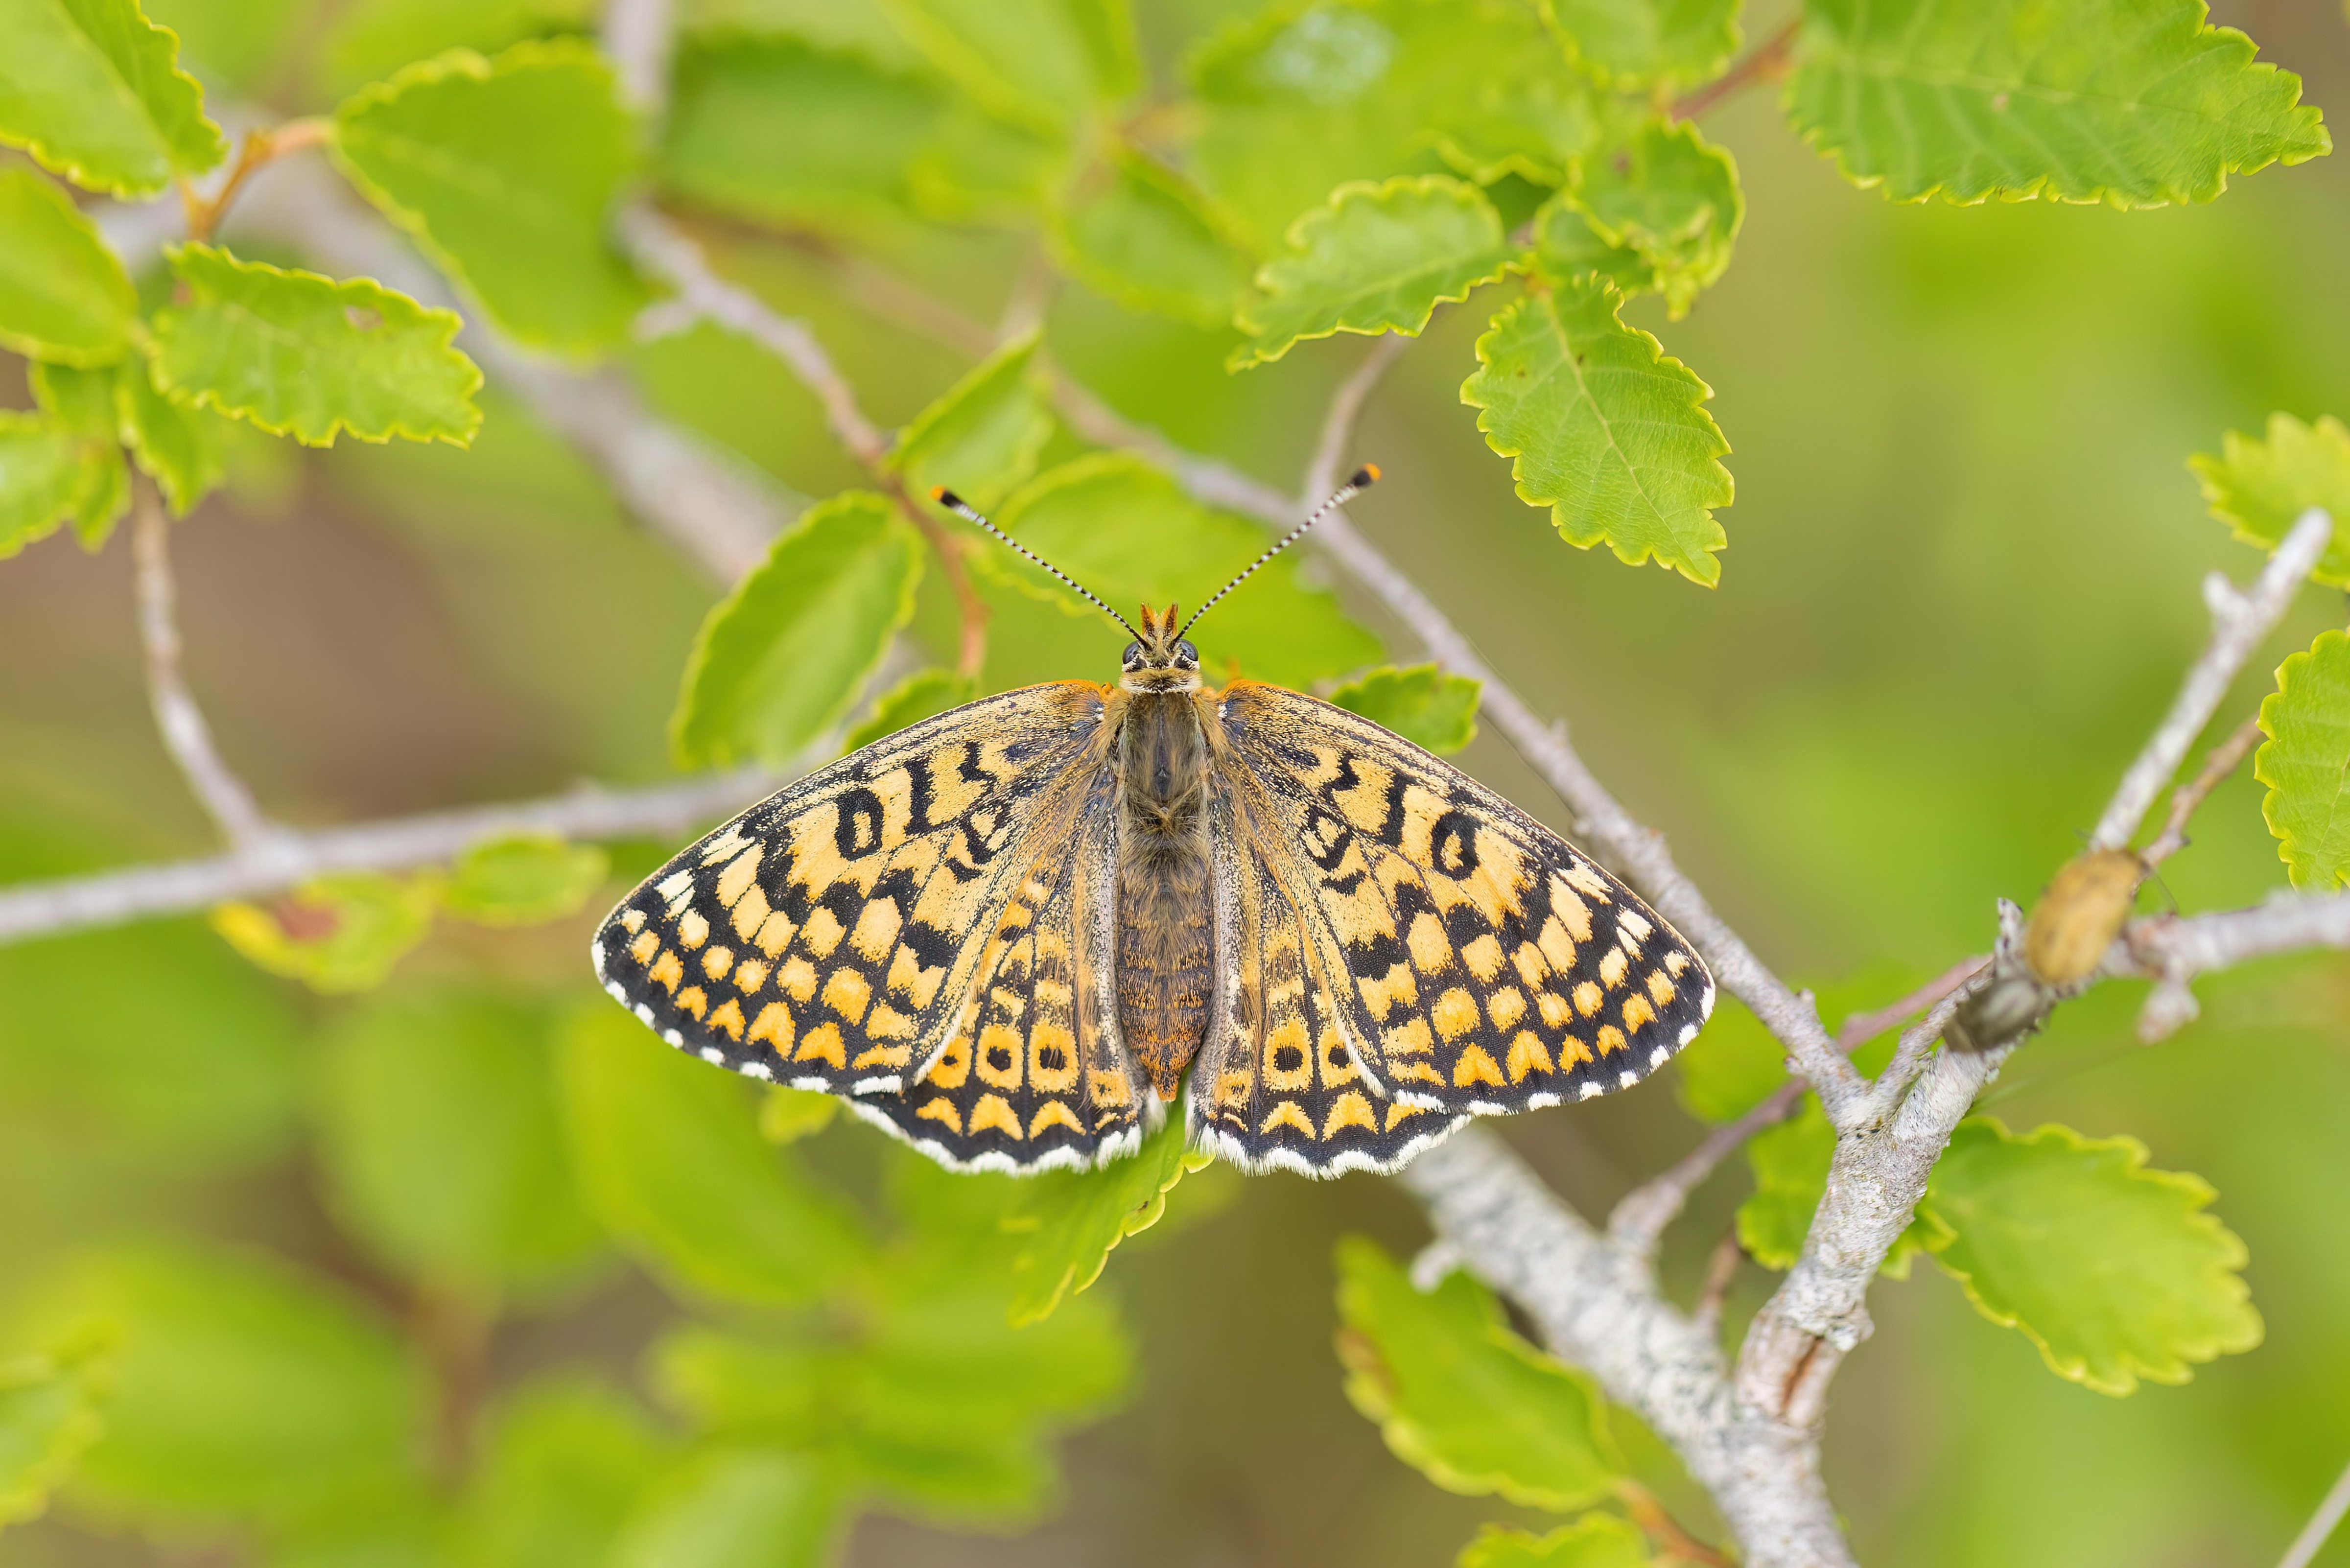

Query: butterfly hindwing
[1214,681,1715,1122]
[593,683,1110,1095]
[851,778,1156,1171]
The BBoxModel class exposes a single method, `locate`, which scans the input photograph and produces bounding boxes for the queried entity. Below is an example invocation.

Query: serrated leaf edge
[2254,627,2350,890]
[0,10,225,198]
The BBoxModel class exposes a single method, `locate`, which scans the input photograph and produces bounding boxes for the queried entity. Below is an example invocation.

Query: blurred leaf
[117,358,223,515]
[844,665,975,751]
[1918,1119,2264,1395]
[152,243,483,447]
[321,0,593,100]
[757,1085,841,1142]
[1457,1516,1654,1568]
[212,871,441,993]
[1232,174,1515,370]
[0,413,111,560]
[140,0,308,96]
[1050,149,1249,326]
[1004,1111,1203,1325]
[1328,662,1480,754]
[1529,189,1648,297]
[680,0,919,66]
[982,453,1381,687]
[317,987,604,1298]
[613,1447,840,1568]
[443,833,609,925]
[558,1006,868,1304]
[1736,1094,1832,1270]
[333,40,650,355]
[28,360,118,435]
[1461,277,1731,586]
[260,1484,447,1568]
[456,1379,671,1568]
[0,917,304,1161]
[0,1329,112,1527]
[2190,412,2350,589]
[2256,629,2350,890]
[1572,113,1740,319]
[888,331,1053,512]
[660,36,940,225]
[0,0,225,197]
[882,0,1137,134]
[0,165,137,365]
[1334,1238,1618,1510]
[11,371,128,547]
[1672,993,1785,1124]
[907,100,1065,222]
[11,1243,423,1524]
[1786,0,2330,206]
[671,491,922,767]
[1543,0,1735,89]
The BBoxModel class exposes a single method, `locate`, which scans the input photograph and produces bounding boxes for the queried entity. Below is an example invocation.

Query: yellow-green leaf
[1571,113,1740,319]
[1329,662,1480,755]
[2255,628,2350,891]
[0,1329,112,1527]
[1003,1111,1203,1325]
[210,871,441,993]
[888,332,1053,513]
[2189,412,2350,588]
[844,666,975,752]
[0,166,137,364]
[1460,277,1732,585]
[116,358,222,516]
[151,243,483,447]
[756,1086,840,1144]
[1457,1516,1654,1568]
[1049,148,1249,326]
[0,0,226,197]
[443,832,610,925]
[0,412,113,560]
[1543,0,1736,90]
[882,0,1137,135]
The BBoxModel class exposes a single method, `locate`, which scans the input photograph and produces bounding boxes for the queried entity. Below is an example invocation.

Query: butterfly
[592,469,1715,1177]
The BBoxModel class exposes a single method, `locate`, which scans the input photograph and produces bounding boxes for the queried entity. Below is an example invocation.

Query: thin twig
[1692,1228,1746,1337]
[2278,1449,2350,1568]
[2128,888,2350,1041]
[1303,333,1410,506]
[2090,509,2332,851]
[131,479,280,851]
[601,0,676,115]
[2143,713,2265,864]
[1615,1476,1734,1567]
[0,767,787,946]
[179,118,329,243]
[1670,18,1801,122]
[1832,955,1991,1053]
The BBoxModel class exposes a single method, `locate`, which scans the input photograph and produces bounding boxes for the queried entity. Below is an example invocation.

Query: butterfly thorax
[1111,608,1217,1099]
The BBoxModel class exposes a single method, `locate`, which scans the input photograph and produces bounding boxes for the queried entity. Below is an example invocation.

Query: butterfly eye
[1121,641,1143,668]
[1175,639,1199,667]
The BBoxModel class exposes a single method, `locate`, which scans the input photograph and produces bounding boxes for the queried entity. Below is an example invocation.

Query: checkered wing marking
[1190,822,1467,1177]
[851,779,1155,1172]
[1215,681,1715,1120]
[593,683,1109,1096]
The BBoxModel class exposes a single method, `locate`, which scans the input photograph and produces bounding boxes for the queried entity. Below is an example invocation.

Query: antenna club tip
[1351,464,1381,488]
[930,486,959,507]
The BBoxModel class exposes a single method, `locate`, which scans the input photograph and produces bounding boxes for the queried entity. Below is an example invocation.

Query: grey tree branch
[130,478,281,853]
[601,0,675,115]
[2278,1449,2350,1568]
[0,767,786,945]
[2126,889,2350,1041]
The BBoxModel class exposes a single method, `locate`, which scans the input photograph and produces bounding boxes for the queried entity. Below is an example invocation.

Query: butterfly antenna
[930,488,1143,642]
[1178,465,1379,641]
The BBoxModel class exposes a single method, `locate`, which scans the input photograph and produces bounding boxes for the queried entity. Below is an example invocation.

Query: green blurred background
[4,0,2348,1563]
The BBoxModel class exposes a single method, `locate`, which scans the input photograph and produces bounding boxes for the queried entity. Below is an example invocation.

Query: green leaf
[0,165,137,364]
[1673,992,1786,1124]
[1736,1094,1833,1271]
[29,360,119,436]
[0,0,225,197]
[1542,0,1736,89]
[442,833,609,925]
[1918,1119,2263,1395]
[887,331,1053,512]
[882,0,1137,134]
[2189,412,2350,589]
[978,453,1381,688]
[2255,629,2350,890]
[11,361,127,544]
[1232,174,1516,370]
[117,357,223,515]
[1786,0,2330,207]
[1460,277,1732,585]
[671,491,922,767]
[320,0,595,101]
[139,0,310,97]
[0,1330,112,1527]
[317,987,604,1298]
[1004,1111,1204,1326]
[332,40,651,355]
[1457,1516,1655,1568]
[260,1484,446,1568]
[1329,663,1480,754]
[152,243,484,447]
[557,1006,868,1304]
[1569,113,1740,319]
[844,666,976,752]
[659,35,941,225]
[1050,148,1249,326]
[0,412,113,560]
[1334,1238,1619,1510]
[211,871,442,993]
[613,1448,840,1568]
[1529,190,1649,298]
[10,1243,423,1523]
[455,1379,671,1568]
[756,1086,841,1143]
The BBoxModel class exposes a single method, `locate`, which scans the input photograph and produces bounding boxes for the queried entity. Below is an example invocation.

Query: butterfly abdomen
[1115,691,1214,1099]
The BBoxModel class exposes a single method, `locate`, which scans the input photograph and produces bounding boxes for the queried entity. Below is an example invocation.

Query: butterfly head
[1119,604,1202,694]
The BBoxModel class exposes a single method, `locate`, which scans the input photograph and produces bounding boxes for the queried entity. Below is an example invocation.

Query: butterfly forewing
[593,683,1109,1098]
[1213,681,1715,1140]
